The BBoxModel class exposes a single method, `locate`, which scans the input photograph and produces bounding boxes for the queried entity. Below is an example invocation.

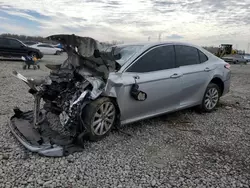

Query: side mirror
[130,83,147,101]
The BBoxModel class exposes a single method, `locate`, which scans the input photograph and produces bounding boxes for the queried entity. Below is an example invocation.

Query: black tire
[55,51,60,55]
[37,65,40,69]
[23,65,27,70]
[29,52,38,58]
[81,97,117,141]
[199,83,221,112]
[33,66,37,70]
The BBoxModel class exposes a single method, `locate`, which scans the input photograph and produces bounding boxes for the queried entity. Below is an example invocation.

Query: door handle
[133,75,140,80]
[170,73,181,78]
[204,67,211,72]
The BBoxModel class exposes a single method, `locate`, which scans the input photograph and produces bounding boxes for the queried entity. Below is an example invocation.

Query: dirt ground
[0,55,250,188]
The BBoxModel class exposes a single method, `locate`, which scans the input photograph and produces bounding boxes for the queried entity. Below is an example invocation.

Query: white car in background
[30,43,63,55]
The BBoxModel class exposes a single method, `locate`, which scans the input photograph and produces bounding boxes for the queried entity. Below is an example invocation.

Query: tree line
[0,33,124,46]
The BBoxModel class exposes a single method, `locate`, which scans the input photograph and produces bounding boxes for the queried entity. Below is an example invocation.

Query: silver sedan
[10,35,231,156]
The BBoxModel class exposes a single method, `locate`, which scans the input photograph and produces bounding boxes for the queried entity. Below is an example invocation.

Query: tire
[33,66,37,70]
[37,65,40,69]
[29,52,38,58]
[55,51,60,55]
[199,83,221,112]
[23,65,27,70]
[81,97,117,141]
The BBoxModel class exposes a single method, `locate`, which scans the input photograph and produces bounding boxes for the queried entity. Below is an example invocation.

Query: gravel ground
[0,55,250,188]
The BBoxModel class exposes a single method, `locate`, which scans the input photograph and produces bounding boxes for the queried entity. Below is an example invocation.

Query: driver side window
[126,45,175,73]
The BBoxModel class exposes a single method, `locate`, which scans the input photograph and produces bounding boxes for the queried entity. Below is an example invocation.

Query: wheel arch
[210,77,224,96]
[107,96,121,127]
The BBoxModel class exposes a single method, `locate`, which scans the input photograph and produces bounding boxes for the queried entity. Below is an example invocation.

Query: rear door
[117,45,182,124]
[175,45,215,107]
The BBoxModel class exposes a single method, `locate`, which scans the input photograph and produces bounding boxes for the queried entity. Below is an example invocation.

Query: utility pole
[158,33,162,41]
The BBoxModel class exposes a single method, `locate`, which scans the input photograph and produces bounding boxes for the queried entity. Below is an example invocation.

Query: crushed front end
[9,34,120,157]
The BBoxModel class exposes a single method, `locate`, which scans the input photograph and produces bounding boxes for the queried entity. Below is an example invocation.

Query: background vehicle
[23,41,40,46]
[30,43,63,55]
[222,54,248,64]
[0,37,43,59]
[244,55,250,62]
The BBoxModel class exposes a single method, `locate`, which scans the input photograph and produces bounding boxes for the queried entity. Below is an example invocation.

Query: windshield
[109,45,143,66]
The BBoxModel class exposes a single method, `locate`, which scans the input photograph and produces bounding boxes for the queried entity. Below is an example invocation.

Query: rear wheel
[200,83,220,112]
[82,97,116,141]
[55,51,60,55]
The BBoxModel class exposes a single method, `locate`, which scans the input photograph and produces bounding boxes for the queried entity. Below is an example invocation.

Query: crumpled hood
[46,34,121,79]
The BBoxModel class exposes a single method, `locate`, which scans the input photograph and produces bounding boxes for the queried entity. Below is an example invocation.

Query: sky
[0,0,249,51]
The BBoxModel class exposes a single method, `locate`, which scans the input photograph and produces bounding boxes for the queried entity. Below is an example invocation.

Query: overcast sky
[0,0,249,51]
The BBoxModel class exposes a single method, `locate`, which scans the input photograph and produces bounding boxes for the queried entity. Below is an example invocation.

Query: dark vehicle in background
[222,54,248,64]
[0,37,43,59]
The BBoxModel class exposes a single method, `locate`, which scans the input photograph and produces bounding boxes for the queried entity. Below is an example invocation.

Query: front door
[116,45,182,124]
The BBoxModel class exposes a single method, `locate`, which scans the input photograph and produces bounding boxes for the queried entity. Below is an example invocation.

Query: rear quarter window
[198,50,208,63]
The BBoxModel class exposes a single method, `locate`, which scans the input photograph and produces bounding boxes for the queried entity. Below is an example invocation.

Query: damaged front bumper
[9,71,84,157]
[9,110,83,157]
[9,112,64,157]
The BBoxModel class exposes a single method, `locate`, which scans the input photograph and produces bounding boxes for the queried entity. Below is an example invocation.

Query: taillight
[224,63,230,70]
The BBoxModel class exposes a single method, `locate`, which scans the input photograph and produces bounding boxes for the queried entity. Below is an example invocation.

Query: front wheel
[82,97,117,141]
[29,52,38,58]
[200,83,220,112]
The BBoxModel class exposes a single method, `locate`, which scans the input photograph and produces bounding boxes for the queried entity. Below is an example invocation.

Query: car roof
[35,43,53,46]
[0,36,20,40]
[115,41,202,49]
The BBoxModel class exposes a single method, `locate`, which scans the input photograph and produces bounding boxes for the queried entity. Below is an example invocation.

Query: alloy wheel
[204,87,219,110]
[91,102,116,136]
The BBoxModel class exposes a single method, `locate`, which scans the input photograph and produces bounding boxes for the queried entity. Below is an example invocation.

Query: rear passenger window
[198,50,208,63]
[175,45,200,66]
[126,45,175,73]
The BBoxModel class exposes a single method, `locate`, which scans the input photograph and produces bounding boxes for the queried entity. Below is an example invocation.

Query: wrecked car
[9,34,231,157]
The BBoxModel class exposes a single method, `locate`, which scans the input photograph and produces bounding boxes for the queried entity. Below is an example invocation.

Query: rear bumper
[9,117,64,157]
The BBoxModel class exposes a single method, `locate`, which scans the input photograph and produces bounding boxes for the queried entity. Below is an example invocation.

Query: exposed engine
[9,34,121,156]
[36,65,105,138]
